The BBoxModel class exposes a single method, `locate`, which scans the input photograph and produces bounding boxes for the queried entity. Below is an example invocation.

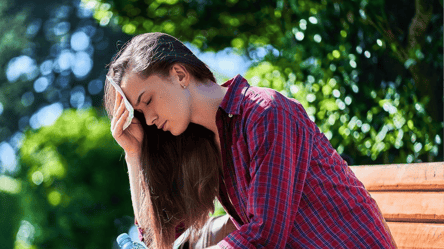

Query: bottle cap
[116,233,132,247]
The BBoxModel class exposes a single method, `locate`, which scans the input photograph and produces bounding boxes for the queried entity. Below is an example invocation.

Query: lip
[161,121,166,130]
[156,120,164,130]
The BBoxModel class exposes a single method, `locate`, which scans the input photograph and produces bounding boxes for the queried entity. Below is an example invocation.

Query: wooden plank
[387,222,444,249]
[350,162,444,191]
[370,192,444,223]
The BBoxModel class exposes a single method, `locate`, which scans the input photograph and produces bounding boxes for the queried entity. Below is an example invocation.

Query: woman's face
[120,68,192,136]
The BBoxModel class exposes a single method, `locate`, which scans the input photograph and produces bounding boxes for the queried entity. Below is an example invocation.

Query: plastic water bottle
[116,233,148,249]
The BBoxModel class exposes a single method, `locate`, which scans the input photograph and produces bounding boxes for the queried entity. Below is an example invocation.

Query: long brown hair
[104,33,221,248]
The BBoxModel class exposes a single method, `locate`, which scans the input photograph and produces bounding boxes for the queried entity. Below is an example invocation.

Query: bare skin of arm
[125,154,142,221]
[111,90,144,220]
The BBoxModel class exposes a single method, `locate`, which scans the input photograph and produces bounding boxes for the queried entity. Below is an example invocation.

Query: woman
[104,32,397,248]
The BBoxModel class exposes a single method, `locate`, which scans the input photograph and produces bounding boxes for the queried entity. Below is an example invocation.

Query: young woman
[104,32,397,249]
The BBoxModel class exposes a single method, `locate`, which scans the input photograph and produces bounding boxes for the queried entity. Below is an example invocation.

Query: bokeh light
[0,142,17,174]
[6,56,38,82]
[88,79,103,95]
[21,92,34,107]
[70,86,86,108]
[15,220,35,247]
[33,77,50,92]
[71,31,90,51]
[29,103,63,129]
[72,51,93,78]
[295,32,304,41]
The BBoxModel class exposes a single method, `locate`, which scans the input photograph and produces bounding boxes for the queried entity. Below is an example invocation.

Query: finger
[111,98,125,128]
[115,93,123,116]
[111,99,127,131]
[115,109,130,135]
[113,89,122,116]
[112,109,128,139]
[128,118,144,142]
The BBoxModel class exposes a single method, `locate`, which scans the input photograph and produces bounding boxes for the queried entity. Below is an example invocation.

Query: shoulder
[240,86,316,132]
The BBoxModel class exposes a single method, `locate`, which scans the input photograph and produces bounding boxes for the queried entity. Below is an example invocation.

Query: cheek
[169,93,190,117]
[163,89,191,127]
[173,104,192,136]
[176,110,191,130]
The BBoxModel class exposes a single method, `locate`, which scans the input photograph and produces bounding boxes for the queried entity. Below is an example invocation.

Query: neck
[189,80,228,136]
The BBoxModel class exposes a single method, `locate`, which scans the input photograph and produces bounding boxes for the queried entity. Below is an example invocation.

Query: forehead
[121,72,143,89]
[120,73,147,106]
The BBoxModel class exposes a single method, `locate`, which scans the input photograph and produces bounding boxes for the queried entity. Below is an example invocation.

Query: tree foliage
[87,0,442,164]
[0,0,143,247]
[15,108,133,248]
[0,0,31,142]
[0,0,130,144]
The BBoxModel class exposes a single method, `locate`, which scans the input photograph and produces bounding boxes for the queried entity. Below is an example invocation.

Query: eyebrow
[135,91,145,106]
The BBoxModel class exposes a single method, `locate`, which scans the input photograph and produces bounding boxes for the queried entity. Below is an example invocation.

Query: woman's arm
[110,90,145,221]
[125,153,142,221]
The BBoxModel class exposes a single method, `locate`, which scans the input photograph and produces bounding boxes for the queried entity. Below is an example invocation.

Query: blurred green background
[0,0,442,248]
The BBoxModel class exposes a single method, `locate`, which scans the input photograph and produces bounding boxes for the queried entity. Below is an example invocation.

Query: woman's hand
[111,90,144,158]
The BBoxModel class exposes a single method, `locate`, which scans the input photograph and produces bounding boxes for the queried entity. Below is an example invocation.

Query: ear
[170,63,189,86]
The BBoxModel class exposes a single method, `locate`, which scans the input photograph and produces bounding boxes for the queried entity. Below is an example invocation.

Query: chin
[167,126,179,136]
[170,123,188,136]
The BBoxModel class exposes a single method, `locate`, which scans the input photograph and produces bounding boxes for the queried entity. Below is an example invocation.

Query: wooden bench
[350,162,444,249]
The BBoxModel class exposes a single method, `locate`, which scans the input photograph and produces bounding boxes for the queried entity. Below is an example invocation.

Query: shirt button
[228,114,233,118]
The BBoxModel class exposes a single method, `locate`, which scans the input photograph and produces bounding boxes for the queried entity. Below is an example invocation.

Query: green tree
[0,0,30,142]
[0,0,33,247]
[0,1,134,246]
[14,108,133,248]
[0,0,130,143]
[86,0,443,164]
[0,175,22,248]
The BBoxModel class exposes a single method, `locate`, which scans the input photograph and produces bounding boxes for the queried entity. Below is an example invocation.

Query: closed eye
[135,98,150,113]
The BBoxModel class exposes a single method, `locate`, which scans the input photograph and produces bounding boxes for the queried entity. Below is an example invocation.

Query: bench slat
[387,222,444,249]
[370,192,444,222]
[350,162,444,191]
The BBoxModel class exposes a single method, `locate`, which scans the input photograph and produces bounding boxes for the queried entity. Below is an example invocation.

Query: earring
[181,85,186,89]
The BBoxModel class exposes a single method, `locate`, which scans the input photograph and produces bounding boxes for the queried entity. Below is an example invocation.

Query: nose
[145,113,158,126]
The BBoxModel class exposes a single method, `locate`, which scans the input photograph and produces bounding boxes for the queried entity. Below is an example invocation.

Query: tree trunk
[404,0,441,122]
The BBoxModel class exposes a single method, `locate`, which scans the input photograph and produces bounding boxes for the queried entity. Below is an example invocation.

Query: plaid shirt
[215,75,396,248]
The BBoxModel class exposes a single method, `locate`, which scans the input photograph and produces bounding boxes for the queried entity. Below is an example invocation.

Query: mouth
[160,121,166,130]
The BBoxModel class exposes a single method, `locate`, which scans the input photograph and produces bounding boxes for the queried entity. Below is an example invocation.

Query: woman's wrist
[125,152,141,165]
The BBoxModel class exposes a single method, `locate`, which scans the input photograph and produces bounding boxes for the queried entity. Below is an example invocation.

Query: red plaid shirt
[137,75,396,248]
[214,75,396,248]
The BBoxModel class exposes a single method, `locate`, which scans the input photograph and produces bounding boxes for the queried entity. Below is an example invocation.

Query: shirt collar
[219,74,250,116]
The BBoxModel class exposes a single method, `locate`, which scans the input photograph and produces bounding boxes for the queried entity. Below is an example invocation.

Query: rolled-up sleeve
[218,107,314,248]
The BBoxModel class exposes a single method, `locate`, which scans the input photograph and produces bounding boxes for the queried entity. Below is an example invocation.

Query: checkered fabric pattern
[215,75,396,249]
